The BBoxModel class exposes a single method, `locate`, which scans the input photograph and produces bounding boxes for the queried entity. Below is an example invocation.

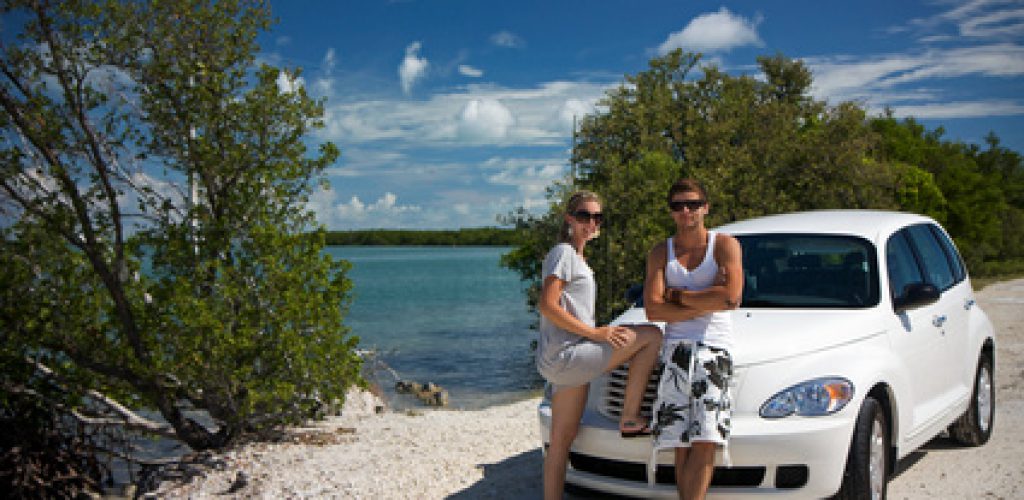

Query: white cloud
[457,98,515,141]
[276,71,304,93]
[808,44,1024,103]
[310,188,421,228]
[960,6,1024,38]
[658,7,763,54]
[490,30,524,48]
[316,81,611,147]
[322,48,337,74]
[458,64,483,77]
[399,41,429,95]
[485,157,569,209]
[557,98,595,133]
[904,0,1024,40]
[887,99,1024,119]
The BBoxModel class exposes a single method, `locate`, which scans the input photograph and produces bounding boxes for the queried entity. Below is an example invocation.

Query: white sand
[153,278,1024,499]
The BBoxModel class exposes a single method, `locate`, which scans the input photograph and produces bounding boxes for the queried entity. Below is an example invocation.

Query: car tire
[949,355,995,446]
[834,397,888,500]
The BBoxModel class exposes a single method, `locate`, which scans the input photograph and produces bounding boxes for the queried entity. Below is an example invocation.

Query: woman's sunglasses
[572,210,604,224]
[668,200,706,212]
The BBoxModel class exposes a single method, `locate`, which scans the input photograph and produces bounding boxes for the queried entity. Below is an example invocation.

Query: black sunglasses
[668,200,706,212]
[572,210,604,224]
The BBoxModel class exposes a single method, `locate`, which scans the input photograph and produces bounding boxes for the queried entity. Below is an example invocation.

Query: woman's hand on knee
[596,325,634,348]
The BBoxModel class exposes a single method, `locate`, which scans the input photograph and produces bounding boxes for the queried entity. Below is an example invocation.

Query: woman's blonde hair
[559,190,601,242]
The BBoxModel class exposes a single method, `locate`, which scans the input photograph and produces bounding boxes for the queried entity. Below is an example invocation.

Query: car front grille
[599,362,662,421]
[569,452,766,486]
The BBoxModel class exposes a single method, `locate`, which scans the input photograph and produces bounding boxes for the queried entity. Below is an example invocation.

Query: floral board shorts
[651,339,734,450]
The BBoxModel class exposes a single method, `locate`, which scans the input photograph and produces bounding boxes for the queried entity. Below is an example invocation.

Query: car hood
[730,309,886,367]
[613,307,886,367]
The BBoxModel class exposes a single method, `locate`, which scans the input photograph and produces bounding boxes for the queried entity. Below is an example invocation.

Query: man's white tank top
[663,232,733,349]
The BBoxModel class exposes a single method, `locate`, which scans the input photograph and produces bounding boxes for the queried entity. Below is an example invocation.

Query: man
[643,178,743,499]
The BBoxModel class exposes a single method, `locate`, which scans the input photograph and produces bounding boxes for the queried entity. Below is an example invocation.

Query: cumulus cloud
[556,98,596,132]
[309,187,421,228]
[658,7,763,54]
[490,30,525,48]
[456,98,516,141]
[485,157,568,210]
[399,41,429,95]
[276,71,304,93]
[458,64,483,77]
[315,81,611,147]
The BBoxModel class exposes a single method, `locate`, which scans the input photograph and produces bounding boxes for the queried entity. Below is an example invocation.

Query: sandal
[619,418,652,438]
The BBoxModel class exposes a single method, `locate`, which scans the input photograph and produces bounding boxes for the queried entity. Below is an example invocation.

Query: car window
[738,235,879,308]
[886,231,924,301]
[906,224,957,291]
[929,225,967,283]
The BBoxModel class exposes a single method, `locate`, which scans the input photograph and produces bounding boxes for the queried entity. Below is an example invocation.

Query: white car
[538,210,996,499]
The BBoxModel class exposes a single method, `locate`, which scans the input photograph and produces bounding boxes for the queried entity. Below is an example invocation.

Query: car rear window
[738,234,879,308]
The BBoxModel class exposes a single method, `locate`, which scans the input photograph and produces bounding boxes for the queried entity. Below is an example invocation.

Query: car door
[906,223,972,402]
[885,229,950,433]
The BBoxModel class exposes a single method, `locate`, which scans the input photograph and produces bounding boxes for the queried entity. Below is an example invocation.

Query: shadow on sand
[446,448,543,499]
[446,448,628,499]
[892,433,965,478]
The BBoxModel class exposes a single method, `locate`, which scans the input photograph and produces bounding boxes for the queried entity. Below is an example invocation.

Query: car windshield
[738,234,879,308]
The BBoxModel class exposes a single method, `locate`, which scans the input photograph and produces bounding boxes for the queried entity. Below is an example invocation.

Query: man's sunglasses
[572,210,604,224]
[668,200,706,212]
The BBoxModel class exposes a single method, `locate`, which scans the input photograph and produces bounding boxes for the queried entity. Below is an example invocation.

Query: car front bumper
[538,401,856,499]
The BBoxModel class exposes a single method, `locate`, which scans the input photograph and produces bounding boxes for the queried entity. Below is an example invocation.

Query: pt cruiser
[538,210,996,499]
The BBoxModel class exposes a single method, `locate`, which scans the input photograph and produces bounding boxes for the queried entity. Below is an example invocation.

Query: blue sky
[257,0,1024,230]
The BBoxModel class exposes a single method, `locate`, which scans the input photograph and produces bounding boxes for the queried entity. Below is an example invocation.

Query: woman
[537,191,662,500]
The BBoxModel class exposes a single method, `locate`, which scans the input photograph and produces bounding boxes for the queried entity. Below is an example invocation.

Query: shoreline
[147,278,1024,499]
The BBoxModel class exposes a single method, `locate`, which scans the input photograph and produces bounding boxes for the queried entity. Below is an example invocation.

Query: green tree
[870,115,1009,270]
[506,50,903,323]
[0,0,359,456]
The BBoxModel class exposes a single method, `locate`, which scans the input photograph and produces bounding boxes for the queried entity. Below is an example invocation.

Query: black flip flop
[619,420,652,438]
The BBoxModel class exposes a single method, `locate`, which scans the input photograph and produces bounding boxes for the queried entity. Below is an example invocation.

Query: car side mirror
[625,284,644,307]
[894,282,940,312]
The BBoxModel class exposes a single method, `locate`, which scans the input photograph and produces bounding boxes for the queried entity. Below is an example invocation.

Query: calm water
[324,246,544,409]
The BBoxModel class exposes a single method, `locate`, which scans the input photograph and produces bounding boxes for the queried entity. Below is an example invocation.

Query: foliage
[325,227,517,246]
[504,50,1024,323]
[869,115,1021,270]
[0,355,110,498]
[0,0,360,453]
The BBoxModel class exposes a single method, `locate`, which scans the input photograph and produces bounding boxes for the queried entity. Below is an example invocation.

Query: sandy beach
[151,278,1024,499]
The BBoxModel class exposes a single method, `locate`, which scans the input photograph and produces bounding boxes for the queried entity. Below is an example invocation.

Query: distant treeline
[324,227,517,246]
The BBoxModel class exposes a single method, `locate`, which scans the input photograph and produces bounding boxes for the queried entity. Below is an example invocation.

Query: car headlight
[759,377,854,418]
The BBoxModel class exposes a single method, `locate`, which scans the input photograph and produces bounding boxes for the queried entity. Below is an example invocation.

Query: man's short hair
[666,178,708,204]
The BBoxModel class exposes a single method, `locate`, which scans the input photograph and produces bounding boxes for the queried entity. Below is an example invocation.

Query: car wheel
[949,355,995,446]
[834,397,888,500]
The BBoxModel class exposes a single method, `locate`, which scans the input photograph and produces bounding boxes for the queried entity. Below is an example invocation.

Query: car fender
[737,331,902,425]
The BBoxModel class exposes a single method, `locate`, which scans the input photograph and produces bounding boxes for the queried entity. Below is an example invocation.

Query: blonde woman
[537,191,662,500]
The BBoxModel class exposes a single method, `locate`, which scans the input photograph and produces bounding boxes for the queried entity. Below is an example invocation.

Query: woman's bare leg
[605,325,661,431]
[544,384,588,500]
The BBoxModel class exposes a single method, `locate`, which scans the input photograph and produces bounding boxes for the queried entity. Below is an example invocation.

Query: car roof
[714,210,937,244]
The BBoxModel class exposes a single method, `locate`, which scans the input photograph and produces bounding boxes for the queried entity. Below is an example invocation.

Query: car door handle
[932,315,947,327]
[965,299,976,310]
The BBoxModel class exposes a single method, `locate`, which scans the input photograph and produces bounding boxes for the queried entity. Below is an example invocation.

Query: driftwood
[28,357,178,440]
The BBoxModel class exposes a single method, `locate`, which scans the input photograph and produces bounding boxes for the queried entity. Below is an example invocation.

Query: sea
[324,246,544,410]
